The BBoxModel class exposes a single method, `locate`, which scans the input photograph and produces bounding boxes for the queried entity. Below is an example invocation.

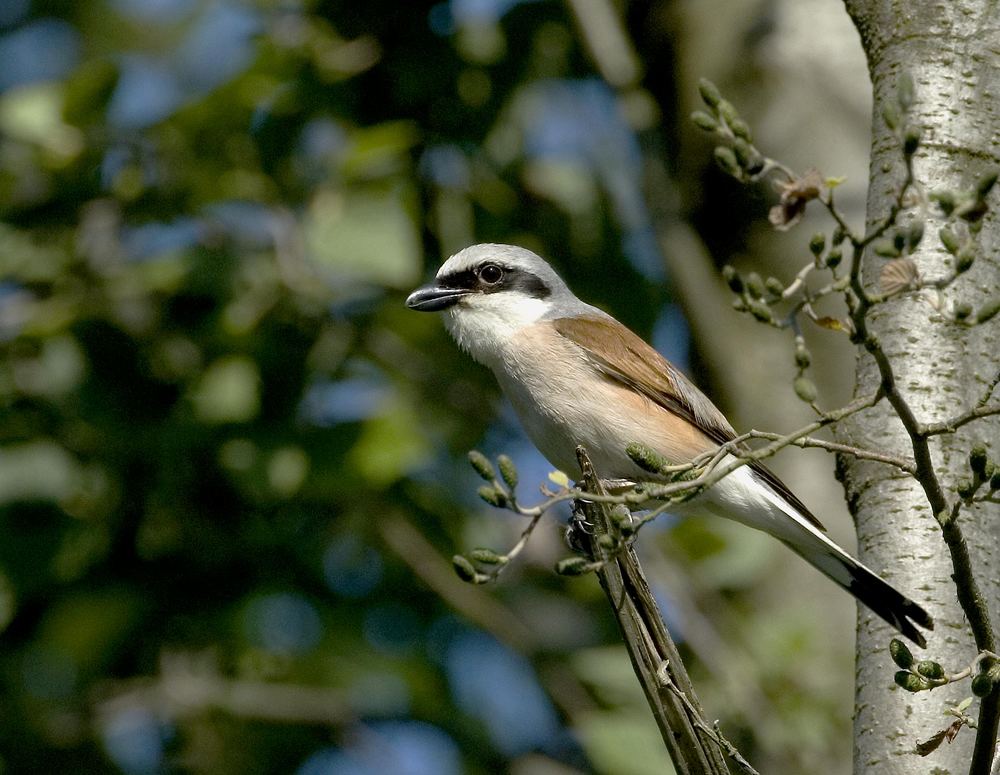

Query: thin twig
[656,661,761,775]
[977,371,1000,408]
[744,430,916,474]
[922,402,1000,437]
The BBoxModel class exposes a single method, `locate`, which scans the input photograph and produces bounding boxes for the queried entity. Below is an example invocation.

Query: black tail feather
[845,562,933,648]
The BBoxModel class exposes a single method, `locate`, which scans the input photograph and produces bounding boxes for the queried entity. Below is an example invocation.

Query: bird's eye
[478,264,504,285]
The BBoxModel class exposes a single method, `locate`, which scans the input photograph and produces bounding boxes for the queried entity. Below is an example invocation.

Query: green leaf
[548,470,570,488]
[577,709,675,775]
[0,83,83,158]
[267,446,310,497]
[348,398,431,487]
[303,186,422,289]
[191,357,260,424]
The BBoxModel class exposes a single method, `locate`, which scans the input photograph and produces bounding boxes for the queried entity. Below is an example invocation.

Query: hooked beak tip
[405,285,468,312]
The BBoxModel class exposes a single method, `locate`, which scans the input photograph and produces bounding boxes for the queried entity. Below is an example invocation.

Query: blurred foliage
[0,1,853,773]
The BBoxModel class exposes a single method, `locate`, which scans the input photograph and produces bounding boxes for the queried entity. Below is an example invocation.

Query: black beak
[405,284,469,311]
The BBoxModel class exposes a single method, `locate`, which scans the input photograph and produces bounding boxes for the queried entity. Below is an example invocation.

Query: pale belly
[495,362,715,482]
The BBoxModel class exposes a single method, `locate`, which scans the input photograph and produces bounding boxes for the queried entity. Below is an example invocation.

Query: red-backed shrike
[406,243,932,646]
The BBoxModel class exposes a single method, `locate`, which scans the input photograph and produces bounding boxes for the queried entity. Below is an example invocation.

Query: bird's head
[405,244,578,364]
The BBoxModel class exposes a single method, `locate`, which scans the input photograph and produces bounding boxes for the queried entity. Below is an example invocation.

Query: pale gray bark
[838,2,1000,773]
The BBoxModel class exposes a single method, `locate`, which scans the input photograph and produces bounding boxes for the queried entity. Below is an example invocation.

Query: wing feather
[552,315,825,531]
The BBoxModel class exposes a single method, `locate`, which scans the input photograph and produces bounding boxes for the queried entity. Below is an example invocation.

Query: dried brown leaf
[880,257,920,295]
[916,720,964,756]
[770,168,824,231]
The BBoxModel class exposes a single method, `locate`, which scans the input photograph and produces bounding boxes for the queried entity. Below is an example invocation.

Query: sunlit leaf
[814,316,847,332]
[191,356,261,424]
[348,397,431,487]
[268,446,310,497]
[303,186,422,289]
[577,709,675,775]
[547,470,570,488]
[0,83,84,160]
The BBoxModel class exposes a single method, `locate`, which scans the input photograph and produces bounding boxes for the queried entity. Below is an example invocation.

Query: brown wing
[553,315,825,531]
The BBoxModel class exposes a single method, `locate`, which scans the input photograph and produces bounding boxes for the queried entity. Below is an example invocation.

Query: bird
[405,243,933,647]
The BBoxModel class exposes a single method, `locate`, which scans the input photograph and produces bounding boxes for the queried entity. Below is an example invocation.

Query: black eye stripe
[437,264,551,300]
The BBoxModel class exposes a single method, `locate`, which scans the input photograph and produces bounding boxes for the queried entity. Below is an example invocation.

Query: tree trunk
[838,2,1000,772]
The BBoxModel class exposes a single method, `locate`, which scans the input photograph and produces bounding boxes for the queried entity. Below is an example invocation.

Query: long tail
[766,489,934,647]
[827,550,934,648]
[703,467,934,647]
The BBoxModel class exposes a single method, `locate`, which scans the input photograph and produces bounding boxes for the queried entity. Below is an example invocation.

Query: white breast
[491,322,716,479]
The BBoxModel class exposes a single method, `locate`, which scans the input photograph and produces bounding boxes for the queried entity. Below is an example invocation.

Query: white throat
[443,293,552,367]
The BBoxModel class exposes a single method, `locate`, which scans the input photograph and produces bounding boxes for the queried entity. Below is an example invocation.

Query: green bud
[713,146,741,178]
[698,78,722,108]
[882,102,900,131]
[477,485,508,508]
[765,277,784,297]
[972,672,996,697]
[596,533,617,551]
[832,226,846,245]
[907,221,924,249]
[991,471,1000,490]
[468,450,495,481]
[977,297,1000,324]
[732,297,747,312]
[453,555,477,582]
[958,196,989,223]
[556,557,591,576]
[748,299,772,323]
[609,505,631,526]
[722,264,744,293]
[826,248,843,268]
[890,638,914,669]
[794,376,818,403]
[955,302,973,321]
[931,189,956,216]
[893,230,906,252]
[733,138,752,165]
[956,248,975,273]
[898,72,915,110]
[732,139,763,175]
[939,227,961,254]
[470,548,505,565]
[903,126,921,156]
[916,660,945,680]
[874,240,901,258]
[976,170,999,200]
[809,232,826,256]
[970,444,989,477]
[497,454,518,490]
[745,272,765,299]
[626,442,671,474]
[957,478,976,499]
[729,118,752,142]
[717,99,740,126]
[691,110,719,132]
[794,342,812,368]
[895,671,928,692]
